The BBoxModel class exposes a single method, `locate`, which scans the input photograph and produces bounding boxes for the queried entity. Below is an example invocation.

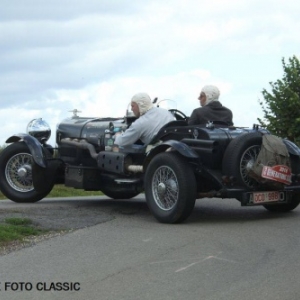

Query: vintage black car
[1,103,300,223]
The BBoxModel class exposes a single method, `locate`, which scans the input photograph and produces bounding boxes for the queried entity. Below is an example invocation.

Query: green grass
[0,185,104,248]
[0,218,48,247]
[0,184,103,200]
[4,217,33,226]
[47,184,104,198]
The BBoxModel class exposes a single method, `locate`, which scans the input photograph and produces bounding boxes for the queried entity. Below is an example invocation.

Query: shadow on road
[1,196,298,230]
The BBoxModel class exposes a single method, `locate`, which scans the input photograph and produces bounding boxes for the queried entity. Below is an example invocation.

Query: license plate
[250,191,285,204]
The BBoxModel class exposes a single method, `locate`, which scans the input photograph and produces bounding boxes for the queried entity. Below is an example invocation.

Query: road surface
[0,196,299,300]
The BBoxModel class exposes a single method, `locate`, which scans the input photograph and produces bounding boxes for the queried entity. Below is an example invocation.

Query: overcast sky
[0,0,299,145]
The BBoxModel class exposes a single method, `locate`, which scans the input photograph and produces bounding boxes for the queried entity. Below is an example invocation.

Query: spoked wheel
[222,132,262,188]
[0,142,53,202]
[239,145,261,188]
[145,152,196,223]
[152,166,179,211]
[7,152,33,192]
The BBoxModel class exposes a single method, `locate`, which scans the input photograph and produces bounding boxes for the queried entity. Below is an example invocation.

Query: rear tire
[101,188,141,200]
[263,193,300,212]
[145,152,196,223]
[101,178,142,199]
[222,132,262,188]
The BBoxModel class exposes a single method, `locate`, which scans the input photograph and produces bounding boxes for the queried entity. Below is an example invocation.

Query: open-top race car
[1,101,300,223]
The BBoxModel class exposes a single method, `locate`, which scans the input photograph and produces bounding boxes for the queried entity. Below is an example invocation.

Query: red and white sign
[261,165,292,185]
[252,191,284,204]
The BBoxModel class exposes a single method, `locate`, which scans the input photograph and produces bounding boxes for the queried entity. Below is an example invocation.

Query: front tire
[0,142,53,202]
[145,152,196,223]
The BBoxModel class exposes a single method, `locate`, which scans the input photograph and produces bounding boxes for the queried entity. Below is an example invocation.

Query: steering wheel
[168,109,188,121]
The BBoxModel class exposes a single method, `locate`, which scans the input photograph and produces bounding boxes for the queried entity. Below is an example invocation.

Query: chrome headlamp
[26,118,51,142]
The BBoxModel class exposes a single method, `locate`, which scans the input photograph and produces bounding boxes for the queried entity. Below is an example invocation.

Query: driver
[188,85,233,126]
[114,92,174,147]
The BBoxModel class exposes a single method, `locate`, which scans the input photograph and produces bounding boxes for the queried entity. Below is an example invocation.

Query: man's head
[131,92,153,117]
[197,85,220,107]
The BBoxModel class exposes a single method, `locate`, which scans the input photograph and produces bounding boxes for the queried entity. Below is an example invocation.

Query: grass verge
[0,218,48,248]
[0,185,104,251]
[0,184,103,200]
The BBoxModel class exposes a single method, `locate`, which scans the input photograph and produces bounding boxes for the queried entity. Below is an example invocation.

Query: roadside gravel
[0,205,114,230]
[0,197,118,255]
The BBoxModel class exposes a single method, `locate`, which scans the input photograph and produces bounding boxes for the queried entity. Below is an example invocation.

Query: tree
[258,55,300,144]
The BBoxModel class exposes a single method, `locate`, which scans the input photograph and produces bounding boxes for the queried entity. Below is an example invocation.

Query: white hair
[201,85,220,105]
[131,92,153,115]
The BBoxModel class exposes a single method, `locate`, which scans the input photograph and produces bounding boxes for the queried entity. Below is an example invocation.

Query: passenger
[114,92,174,147]
[188,85,233,126]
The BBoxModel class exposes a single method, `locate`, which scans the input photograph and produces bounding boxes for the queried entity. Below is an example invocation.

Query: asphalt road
[0,195,300,300]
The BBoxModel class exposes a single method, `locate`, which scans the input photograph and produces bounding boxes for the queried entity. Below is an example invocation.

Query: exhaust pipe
[61,138,145,173]
[61,138,98,159]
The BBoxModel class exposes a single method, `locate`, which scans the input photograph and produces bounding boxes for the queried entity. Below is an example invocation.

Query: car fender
[6,134,46,168]
[144,140,198,170]
[282,139,300,156]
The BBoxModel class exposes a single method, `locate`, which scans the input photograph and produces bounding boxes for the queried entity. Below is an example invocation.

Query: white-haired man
[188,85,233,126]
[114,92,174,147]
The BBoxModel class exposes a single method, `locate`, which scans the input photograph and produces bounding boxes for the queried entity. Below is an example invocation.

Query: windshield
[156,99,177,110]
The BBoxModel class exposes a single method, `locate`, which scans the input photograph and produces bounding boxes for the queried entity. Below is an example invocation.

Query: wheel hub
[245,160,254,172]
[18,166,29,178]
[157,182,166,197]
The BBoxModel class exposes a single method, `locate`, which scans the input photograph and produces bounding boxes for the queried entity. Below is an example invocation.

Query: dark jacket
[188,101,233,126]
